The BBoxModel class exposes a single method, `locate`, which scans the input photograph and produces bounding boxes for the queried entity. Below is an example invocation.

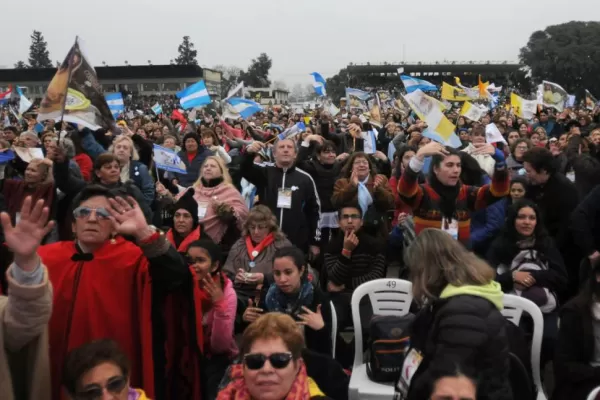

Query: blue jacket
[470,198,506,255]
[167,148,213,187]
[79,129,155,206]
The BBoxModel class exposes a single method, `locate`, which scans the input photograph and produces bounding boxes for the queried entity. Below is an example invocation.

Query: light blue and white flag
[15,87,32,115]
[104,92,125,118]
[153,144,187,174]
[177,80,211,109]
[151,103,163,115]
[345,88,371,100]
[227,97,263,119]
[277,122,306,141]
[489,93,499,110]
[310,72,327,97]
[399,74,437,94]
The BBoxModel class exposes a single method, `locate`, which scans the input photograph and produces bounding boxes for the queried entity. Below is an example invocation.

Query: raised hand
[343,230,359,252]
[106,196,151,239]
[243,299,263,323]
[416,141,448,160]
[299,305,325,330]
[472,143,495,156]
[201,276,224,303]
[0,197,55,271]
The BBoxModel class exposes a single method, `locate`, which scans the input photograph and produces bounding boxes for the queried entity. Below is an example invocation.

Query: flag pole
[57,36,78,132]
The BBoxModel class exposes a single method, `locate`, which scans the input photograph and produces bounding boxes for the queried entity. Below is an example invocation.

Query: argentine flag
[16,87,32,115]
[151,103,163,115]
[227,97,263,119]
[104,92,125,118]
[310,72,326,97]
[153,144,187,174]
[177,80,211,109]
[400,75,437,94]
[277,122,306,141]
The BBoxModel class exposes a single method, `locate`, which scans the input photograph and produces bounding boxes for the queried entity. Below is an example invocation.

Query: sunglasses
[75,376,127,400]
[73,206,111,220]
[243,352,293,370]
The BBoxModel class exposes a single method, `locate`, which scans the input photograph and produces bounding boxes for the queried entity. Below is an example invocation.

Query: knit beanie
[173,189,199,228]
[182,133,200,148]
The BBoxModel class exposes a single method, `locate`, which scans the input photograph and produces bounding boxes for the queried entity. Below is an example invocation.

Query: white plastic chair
[330,301,337,359]
[501,294,547,400]
[348,279,413,400]
[586,386,600,400]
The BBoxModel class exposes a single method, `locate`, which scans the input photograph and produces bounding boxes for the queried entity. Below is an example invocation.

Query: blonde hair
[242,205,285,240]
[194,156,233,186]
[108,136,139,161]
[405,228,495,303]
[28,158,54,184]
[241,313,304,359]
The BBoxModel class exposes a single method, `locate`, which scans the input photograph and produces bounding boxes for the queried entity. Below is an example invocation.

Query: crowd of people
[1,90,600,400]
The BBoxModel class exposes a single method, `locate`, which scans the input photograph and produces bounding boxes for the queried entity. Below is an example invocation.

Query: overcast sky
[2,0,600,87]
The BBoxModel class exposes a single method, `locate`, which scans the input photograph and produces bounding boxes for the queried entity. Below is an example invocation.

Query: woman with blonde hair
[399,228,511,400]
[159,155,248,247]
[223,205,292,327]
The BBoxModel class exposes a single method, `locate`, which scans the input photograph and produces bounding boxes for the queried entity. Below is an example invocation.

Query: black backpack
[366,314,415,382]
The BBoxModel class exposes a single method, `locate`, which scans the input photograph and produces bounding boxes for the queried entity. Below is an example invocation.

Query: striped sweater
[324,231,386,290]
[397,162,509,245]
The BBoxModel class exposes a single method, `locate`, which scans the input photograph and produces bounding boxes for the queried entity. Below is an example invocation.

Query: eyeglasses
[75,376,127,400]
[243,352,293,370]
[340,213,361,221]
[73,206,111,220]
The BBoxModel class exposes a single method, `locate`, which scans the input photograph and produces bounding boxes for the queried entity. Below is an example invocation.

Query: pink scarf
[192,183,249,243]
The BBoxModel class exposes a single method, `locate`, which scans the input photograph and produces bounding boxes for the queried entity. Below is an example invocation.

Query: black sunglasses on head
[75,375,127,400]
[243,352,293,370]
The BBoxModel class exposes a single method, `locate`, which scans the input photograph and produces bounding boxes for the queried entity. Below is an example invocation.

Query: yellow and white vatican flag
[510,93,538,120]
[460,102,488,122]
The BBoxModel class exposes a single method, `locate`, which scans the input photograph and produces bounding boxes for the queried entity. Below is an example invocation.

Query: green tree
[520,21,600,96]
[325,68,350,102]
[14,61,28,69]
[175,36,198,66]
[239,53,272,88]
[28,30,52,68]
[213,64,243,98]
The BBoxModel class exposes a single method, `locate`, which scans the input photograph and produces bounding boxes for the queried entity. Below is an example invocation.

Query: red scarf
[166,226,202,252]
[217,362,310,400]
[245,233,275,261]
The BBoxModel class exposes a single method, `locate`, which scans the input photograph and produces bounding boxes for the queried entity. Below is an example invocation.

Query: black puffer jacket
[407,294,512,400]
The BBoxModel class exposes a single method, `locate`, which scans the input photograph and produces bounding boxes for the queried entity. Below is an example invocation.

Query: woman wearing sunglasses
[218,313,332,400]
[62,339,149,400]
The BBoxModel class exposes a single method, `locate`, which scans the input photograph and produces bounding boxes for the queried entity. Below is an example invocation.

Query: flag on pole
[310,72,327,97]
[15,86,32,115]
[585,90,598,110]
[485,123,507,144]
[151,103,163,115]
[460,102,488,122]
[104,93,125,118]
[177,80,211,109]
[37,38,115,130]
[0,86,13,105]
[277,122,306,141]
[226,97,263,119]
[345,88,370,110]
[399,74,437,93]
[510,93,538,120]
[224,81,244,102]
[403,89,461,148]
[441,82,471,102]
[537,81,568,112]
[153,144,187,173]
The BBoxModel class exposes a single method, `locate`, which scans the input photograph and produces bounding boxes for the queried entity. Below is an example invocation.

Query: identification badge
[442,217,458,240]
[277,188,292,209]
[198,202,209,219]
[394,348,423,400]
[566,171,575,182]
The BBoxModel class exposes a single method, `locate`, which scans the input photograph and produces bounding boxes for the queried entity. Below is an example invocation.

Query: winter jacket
[0,265,52,400]
[505,155,525,179]
[168,147,214,188]
[553,299,600,400]
[470,198,506,256]
[571,184,600,258]
[241,153,321,252]
[407,283,512,400]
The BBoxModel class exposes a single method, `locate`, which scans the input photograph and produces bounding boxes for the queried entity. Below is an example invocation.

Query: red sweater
[73,153,93,182]
[397,164,509,244]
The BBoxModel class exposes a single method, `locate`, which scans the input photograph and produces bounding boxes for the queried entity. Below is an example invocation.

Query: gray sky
[2,0,600,86]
